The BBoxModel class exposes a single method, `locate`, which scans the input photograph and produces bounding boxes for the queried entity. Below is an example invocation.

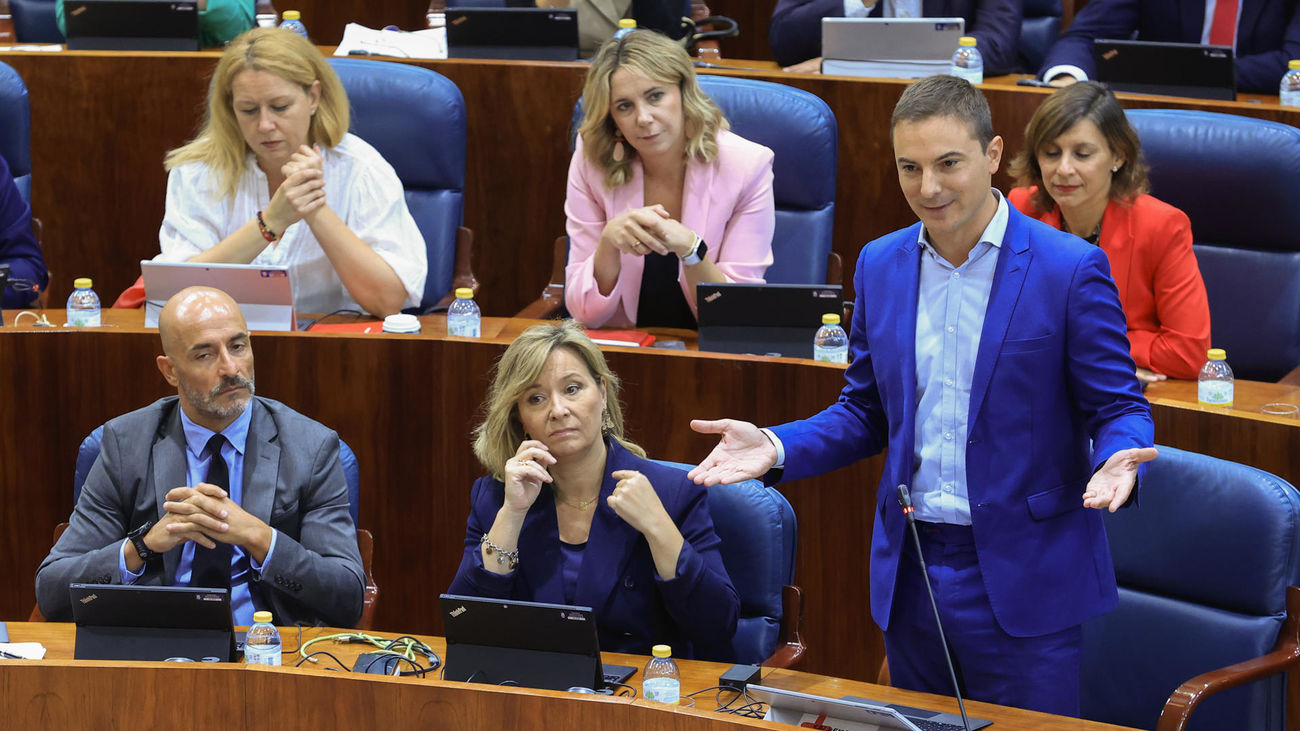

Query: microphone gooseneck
[895,485,972,731]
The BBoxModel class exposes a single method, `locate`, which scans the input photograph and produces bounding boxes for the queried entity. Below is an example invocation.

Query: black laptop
[1094,39,1236,101]
[440,594,635,691]
[697,282,845,360]
[69,584,235,662]
[64,0,200,51]
[445,7,579,62]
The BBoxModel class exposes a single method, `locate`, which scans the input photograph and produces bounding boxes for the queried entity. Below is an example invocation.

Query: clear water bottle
[66,277,101,327]
[951,36,983,85]
[613,18,637,39]
[642,644,681,704]
[279,10,308,40]
[244,611,282,666]
[813,313,848,364]
[447,287,481,338]
[1197,348,1234,408]
[1281,60,1300,108]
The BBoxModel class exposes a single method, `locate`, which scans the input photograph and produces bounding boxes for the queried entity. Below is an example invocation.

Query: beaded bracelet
[256,210,279,243]
[480,533,519,570]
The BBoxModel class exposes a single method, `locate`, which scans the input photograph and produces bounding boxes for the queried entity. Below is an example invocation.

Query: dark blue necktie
[190,433,232,590]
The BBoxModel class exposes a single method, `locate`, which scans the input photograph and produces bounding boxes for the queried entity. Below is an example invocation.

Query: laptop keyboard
[909,719,968,731]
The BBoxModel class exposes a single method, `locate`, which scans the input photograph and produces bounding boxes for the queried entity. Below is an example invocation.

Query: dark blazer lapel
[152,405,189,583]
[517,490,564,603]
[968,209,1031,427]
[1237,0,1264,52]
[573,443,641,613]
[241,399,279,525]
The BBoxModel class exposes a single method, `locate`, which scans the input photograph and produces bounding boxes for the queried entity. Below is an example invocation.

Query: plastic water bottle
[447,287,481,338]
[66,277,101,327]
[813,313,848,364]
[613,18,637,39]
[279,10,308,39]
[642,644,681,704]
[244,611,282,666]
[1197,348,1234,408]
[1281,60,1300,108]
[951,36,983,85]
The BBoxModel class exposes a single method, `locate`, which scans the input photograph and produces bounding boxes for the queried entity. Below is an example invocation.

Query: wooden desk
[2,311,1296,686]
[0,622,1135,729]
[1,50,1296,314]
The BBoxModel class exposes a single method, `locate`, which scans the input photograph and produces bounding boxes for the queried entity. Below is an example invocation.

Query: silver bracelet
[479,533,519,570]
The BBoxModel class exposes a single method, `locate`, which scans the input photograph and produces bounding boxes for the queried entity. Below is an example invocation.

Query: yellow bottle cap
[959,36,977,46]
[282,10,300,20]
[619,18,636,28]
[253,611,273,624]
[1207,348,1226,360]
[455,287,474,299]
[73,278,93,289]
[822,313,841,325]
[651,644,672,658]
[1290,60,1300,69]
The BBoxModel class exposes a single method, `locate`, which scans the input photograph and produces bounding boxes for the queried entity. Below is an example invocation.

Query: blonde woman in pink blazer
[564,30,776,329]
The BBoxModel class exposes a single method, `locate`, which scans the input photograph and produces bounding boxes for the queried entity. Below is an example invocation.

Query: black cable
[606,681,637,697]
[301,309,365,330]
[295,651,350,670]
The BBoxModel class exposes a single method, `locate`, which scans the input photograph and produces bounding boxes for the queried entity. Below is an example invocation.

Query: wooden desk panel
[2,51,1297,316]
[1,622,1137,730]
[3,313,1296,686]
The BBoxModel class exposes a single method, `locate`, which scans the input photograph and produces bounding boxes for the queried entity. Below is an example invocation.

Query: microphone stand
[896,485,972,731]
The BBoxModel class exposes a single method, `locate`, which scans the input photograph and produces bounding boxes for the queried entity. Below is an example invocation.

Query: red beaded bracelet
[256,210,279,243]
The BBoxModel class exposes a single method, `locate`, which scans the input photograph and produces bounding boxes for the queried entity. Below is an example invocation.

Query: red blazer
[1009,187,1211,379]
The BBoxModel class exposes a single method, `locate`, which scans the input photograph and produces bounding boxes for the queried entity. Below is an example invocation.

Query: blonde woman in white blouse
[157,28,426,317]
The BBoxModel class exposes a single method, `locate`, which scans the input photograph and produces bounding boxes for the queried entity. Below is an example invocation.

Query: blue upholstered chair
[654,459,806,668]
[327,58,476,313]
[0,60,33,203]
[1018,0,1061,72]
[1126,109,1300,382]
[11,0,63,43]
[1079,446,1300,731]
[51,425,380,629]
[521,76,840,318]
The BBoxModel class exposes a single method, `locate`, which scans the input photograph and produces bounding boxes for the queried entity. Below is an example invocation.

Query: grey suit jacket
[35,396,365,627]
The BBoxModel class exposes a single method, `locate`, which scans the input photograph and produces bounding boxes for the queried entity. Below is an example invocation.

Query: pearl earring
[1111,165,1119,173]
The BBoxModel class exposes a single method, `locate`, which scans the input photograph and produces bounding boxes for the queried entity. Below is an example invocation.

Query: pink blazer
[563,130,776,328]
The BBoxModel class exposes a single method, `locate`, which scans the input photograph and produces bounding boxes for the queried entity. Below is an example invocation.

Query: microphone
[896,485,972,731]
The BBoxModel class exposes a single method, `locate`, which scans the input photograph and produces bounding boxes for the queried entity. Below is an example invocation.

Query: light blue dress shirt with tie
[118,402,277,624]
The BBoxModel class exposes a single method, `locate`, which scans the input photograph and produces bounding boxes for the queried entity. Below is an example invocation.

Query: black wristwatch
[679,234,708,266]
[128,521,161,563]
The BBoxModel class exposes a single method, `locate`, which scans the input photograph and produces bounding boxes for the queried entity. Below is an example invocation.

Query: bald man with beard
[37,286,364,626]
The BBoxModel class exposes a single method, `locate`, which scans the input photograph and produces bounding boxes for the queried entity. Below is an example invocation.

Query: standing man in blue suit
[1038,0,1300,93]
[689,75,1157,715]
[768,0,1022,73]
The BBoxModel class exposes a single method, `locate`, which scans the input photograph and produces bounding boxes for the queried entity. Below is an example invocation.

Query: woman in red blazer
[1008,82,1210,381]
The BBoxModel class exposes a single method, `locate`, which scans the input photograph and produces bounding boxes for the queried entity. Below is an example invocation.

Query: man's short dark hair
[891,75,995,151]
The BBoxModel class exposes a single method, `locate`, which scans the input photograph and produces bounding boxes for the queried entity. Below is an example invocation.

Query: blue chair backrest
[1079,446,1300,730]
[1126,109,1300,381]
[571,76,838,285]
[11,0,64,43]
[0,61,33,203]
[654,459,797,665]
[327,58,467,312]
[74,426,363,525]
[1018,0,1062,72]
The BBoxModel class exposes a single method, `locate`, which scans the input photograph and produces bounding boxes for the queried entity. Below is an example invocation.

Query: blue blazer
[1038,0,1300,93]
[0,154,47,309]
[448,440,740,660]
[770,205,1154,638]
[768,0,1023,72]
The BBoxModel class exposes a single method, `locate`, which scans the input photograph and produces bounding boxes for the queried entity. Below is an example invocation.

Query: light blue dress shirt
[118,403,277,624]
[844,0,923,18]
[910,190,1009,525]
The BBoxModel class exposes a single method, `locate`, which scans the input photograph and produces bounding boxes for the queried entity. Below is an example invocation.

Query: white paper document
[333,24,446,60]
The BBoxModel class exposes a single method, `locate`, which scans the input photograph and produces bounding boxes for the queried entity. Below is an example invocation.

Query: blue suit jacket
[770,206,1154,638]
[448,440,740,660]
[1038,0,1300,93]
[768,0,1023,72]
[0,154,47,309]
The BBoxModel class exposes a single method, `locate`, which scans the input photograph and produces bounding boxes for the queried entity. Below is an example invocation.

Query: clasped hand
[264,144,328,232]
[148,483,268,553]
[600,205,695,258]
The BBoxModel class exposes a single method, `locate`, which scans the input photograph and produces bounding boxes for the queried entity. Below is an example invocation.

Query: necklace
[558,494,598,510]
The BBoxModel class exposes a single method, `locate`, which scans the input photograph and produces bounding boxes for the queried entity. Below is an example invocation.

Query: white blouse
[157,133,427,315]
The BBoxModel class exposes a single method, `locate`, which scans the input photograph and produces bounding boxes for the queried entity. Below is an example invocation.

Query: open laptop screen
[64,0,200,52]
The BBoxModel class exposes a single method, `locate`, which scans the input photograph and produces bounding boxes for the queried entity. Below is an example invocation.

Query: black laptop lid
[697,282,844,359]
[1094,39,1236,101]
[69,584,235,661]
[64,0,200,51]
[440,594,603,691]
[445,7,579,61]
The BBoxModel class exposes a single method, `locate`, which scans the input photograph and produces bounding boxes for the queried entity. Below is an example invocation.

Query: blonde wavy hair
[473,321,645,480]
[164,27,350,200]
[577,30,727,189]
